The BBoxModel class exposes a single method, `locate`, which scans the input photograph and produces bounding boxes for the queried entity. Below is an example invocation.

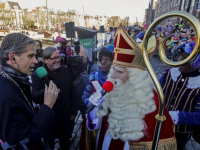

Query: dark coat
[0,69,55,150]
[73,60,99,105]
[31,65,78,139]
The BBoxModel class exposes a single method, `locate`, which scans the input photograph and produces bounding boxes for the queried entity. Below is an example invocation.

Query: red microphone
[86,81,114,114]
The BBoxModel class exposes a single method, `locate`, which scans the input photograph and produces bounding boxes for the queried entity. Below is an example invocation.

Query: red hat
[113,24,157,70]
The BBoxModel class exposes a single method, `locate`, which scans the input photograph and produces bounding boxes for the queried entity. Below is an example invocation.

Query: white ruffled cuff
[169,110,179,125]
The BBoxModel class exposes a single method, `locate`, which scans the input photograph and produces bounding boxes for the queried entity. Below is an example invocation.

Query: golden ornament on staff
[142,11,200,150]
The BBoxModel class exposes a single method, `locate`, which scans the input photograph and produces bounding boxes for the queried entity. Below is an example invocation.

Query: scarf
[0,61,31,86]
[98,68,108,86]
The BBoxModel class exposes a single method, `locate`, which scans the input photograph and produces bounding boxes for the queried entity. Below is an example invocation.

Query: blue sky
[4,0,151,23]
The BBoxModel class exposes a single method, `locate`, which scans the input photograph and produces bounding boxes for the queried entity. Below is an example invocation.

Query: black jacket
[0,68,55,150]
[31,65,78,138]
[72,60,99,105]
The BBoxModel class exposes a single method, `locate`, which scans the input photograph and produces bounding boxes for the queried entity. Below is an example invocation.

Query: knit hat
[177,42,200,68]
[181,39,187,42]
[105,45,114,54]
[136,32,145,39]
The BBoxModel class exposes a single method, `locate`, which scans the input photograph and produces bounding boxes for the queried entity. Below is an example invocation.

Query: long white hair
[96,66,156,141]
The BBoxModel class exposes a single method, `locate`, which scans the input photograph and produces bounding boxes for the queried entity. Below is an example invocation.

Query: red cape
[80,90,177,150]
[129,90,176,149]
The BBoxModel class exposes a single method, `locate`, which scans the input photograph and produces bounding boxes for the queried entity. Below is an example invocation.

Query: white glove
[89,90,103,106]
[169,110,179,125]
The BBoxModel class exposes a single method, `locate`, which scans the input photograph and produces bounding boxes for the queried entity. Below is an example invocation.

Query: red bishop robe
[80,90,177,150]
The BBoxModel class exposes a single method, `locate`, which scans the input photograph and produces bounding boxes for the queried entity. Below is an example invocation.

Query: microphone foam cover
[102,81,114,93]
[36,67,47,78]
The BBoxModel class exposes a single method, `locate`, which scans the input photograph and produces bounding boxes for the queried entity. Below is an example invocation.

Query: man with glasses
[31,47,78,150]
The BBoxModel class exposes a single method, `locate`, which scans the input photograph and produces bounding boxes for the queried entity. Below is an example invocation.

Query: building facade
[0,1,23,29]
[145,0,156,26]
[154,0,198,25]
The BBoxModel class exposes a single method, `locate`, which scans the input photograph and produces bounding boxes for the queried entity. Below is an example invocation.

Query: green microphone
[36,67,50,86]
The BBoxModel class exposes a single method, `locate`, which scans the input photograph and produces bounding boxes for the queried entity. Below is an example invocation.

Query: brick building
[154,0,198,25]
[145,0,156,26]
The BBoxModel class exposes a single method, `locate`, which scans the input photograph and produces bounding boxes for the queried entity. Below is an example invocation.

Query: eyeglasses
[48,56,61,61]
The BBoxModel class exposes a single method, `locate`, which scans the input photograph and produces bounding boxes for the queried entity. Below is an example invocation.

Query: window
[176,0,178,6]
[12,12,15,17]
[14,6,18,10]
[171,0,174,8]
[181,0,185,10]
[197,0,200,10]
[177,0,180,6]
[168,3,171,11]
[185,0,189,10]
[190,0,195,13]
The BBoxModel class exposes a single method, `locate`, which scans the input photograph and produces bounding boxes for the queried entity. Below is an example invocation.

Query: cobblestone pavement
[54,55,200,150]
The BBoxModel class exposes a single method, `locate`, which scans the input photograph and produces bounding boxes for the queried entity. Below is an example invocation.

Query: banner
[80,38,95,48]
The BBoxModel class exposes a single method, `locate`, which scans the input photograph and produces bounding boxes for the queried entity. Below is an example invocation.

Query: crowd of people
[0,21,200,150]
[126,22,197,60]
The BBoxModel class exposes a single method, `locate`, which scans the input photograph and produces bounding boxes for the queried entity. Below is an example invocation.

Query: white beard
[96,67,156,141]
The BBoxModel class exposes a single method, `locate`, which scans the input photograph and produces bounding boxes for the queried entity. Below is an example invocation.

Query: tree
[0,11,12,27]
[23,14,35,29]
[56,10,67,27]
[37,10,46,29]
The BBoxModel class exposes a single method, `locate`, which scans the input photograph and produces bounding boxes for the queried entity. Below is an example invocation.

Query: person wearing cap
[57,37,72,66]
[191,31,196,42]
[181,38,187,45]
[54,36,61,49]
[81,25,177,150]
[167,36,179,60]
[135,31,145,43]
[82,45,114,108]
[159,42,200,150]
[79,45,114,150]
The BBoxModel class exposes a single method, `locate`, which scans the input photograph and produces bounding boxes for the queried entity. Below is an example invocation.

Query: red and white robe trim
[95,122,129,150]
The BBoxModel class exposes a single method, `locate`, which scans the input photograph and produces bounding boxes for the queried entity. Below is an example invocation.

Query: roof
[31,9,36,13]
[0,3,5,9]
[35,6,47,12]
[7,1,22,10]
[0,3,5,8]
[22,8,28,12]
[74,26,98,39]
[74,26,99,33]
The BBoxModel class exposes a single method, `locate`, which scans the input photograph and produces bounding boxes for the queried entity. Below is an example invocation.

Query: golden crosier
[142,11,200,150]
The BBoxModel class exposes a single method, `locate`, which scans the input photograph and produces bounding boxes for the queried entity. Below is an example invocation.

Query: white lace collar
[170,68,200,89]
[170,68,181,82]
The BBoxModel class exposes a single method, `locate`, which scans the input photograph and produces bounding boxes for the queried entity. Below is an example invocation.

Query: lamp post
[46,0,48,30]
[127,16,129,26]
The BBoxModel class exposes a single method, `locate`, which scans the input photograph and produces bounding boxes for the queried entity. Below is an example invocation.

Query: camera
[36,49,44,62]
[67,38,83,67]
[36,49,43,57]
